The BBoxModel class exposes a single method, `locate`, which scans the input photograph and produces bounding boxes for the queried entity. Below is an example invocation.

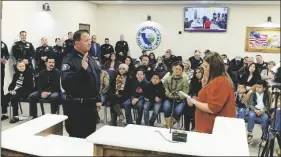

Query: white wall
[96,4,280,61]
[2,1,97,93]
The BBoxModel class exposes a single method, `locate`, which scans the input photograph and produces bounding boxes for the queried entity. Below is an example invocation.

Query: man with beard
[11,31,35,71]
[35,37,54,73]
[101,38,114,64]
[162,49,176,71]
[29,57,61,119]
[115,34,129,63]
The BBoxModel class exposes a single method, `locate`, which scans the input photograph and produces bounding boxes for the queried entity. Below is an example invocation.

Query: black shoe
[32,116,38,120]
[9,117,19,124]
[247,132,253,144]
[1,115,8,121]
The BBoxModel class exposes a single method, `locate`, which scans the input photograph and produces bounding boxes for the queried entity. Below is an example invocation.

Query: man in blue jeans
[143,73,165,126]
[124,70,147,125]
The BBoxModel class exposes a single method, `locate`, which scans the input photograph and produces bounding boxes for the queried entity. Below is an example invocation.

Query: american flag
[249,31,268,47]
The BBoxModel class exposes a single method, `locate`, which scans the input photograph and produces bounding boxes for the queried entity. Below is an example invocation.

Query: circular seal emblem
[136,26,161,51]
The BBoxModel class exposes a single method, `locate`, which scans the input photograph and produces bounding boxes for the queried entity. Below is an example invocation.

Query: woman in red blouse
[187,52,236,134]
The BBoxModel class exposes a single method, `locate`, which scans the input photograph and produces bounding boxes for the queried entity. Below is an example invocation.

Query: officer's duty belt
[67,95,97,103]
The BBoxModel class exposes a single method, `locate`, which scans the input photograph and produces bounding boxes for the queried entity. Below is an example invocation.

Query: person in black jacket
[162,49,177,71]
[115,34,129,63]
[63,32,74,56]
[11,31,35,71]
[135,55,153,81]
[124,56,136,78]
[184,67,203,131]
[189,50,203,70]
[29,57,61,118]
[35,37,54,73]
[2,61,34,123]
[109,64,131,126]
[143,73,165,126]
[53,38,64,70]
[239,63,261,90]
[1,41,10,120]
[224,59,238,89]
[124,69,148,124]
[101,38,114,64]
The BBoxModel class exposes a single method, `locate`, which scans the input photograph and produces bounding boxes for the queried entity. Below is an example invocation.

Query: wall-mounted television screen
[184,7,228,32]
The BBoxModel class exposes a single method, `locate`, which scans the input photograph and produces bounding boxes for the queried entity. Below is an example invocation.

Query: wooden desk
[87,117,249,156]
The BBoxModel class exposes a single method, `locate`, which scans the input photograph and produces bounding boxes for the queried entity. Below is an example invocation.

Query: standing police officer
[1,41,9,120]
[63,32,74,56]
[115,34,129,63]
[53,38,64,70]
[35,37,54,73]
[100,38,114,64]
[61,29,102,138]
[11,31,35,71]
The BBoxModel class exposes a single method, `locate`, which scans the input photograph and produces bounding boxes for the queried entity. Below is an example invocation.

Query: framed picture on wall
[79,23,90,34]
[245,27,280,53]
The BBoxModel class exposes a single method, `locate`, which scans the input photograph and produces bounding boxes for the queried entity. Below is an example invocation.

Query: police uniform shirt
[115,40,129,62]
[35,45,54,67]
[12,41,35,61]
[100,44,114,63]
[38,69,61,93]
[63,39,74,55]
[61,49,101,99]
[53,45,64,69]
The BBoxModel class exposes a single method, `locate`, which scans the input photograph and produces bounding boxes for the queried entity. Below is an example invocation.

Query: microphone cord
[155,130,179,143]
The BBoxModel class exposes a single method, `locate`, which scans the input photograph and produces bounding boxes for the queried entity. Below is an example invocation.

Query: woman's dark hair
[192,67,204,80]
[246,63,260,78]
[203,52,233,87]
[109,53,116,61]
[125,56,134,70]
[149,52,155,58]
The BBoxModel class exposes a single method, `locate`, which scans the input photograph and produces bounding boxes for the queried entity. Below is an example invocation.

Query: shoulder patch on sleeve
[61,64,70,71]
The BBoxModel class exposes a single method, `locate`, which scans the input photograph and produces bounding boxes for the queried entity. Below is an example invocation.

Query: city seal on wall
[136,26,161,51]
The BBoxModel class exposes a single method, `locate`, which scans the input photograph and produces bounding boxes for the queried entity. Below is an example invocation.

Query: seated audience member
[124,69,147,125]
[189,50,203,70]
[247,80,270,143]
[152,56,167,79]
[103,53,120,71]
[186,52,236,134]
[256,55,268,73]
[149,52,157,66]
[221,54,228,60]
[204,49,211,56]
[124,56,135,78]
[110,64,131,125]
[135,58,141,69]
[235,83,247,119]
[135,55,153,81]
[161,63,177,83]
[224,59,237,88]
[184,67,203,131]
[230,56,244,73]
[97,70,110,123]
[163,63,188,128]
[238,56,254,76]
[139,50,148,61]
[143,73,165,126]
[239,63,261,90]
[162,49,176,70]
[29,57,61,118]
[183,59,194,83]
[2,61,34,123]
[261,61,276,81]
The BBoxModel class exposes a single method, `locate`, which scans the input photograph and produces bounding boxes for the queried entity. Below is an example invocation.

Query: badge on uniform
[1,43,4,48]
[61,64,70,71]
[26,43,29,46]
[124,43,126,45]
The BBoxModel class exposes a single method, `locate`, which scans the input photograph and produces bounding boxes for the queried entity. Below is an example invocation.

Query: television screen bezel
[184,6,229,32]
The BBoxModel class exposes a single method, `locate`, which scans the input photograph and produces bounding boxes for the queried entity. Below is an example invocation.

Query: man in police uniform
[11,31,35,70]
[100,38,114,64]
[63,32,74,56]
[35,37,54,73]
[115,34,129,63]
[1,41,9,120]
[61,29,102,138]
